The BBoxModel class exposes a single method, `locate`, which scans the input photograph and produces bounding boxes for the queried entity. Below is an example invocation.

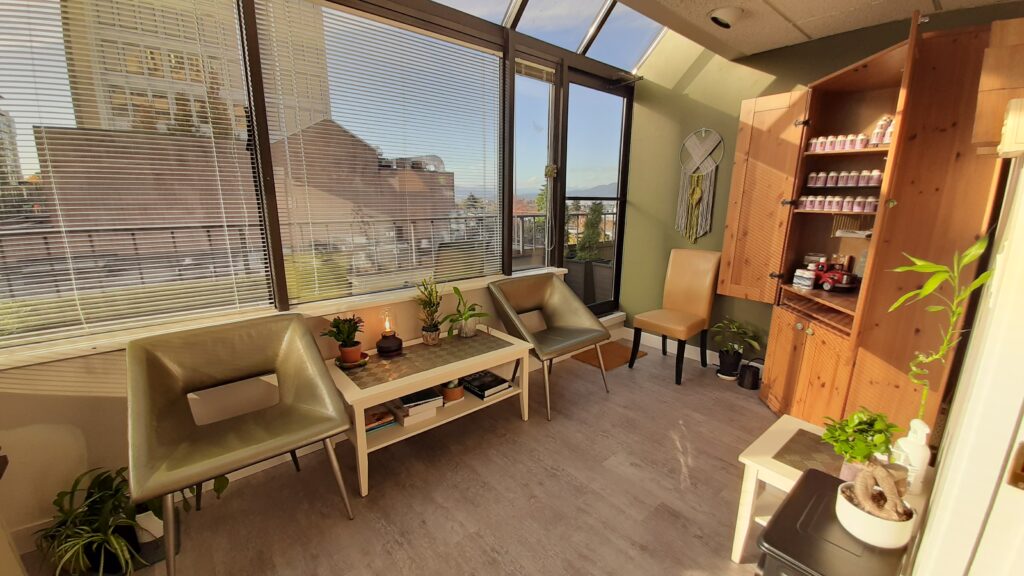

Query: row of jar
[799,195,879,213]
[807,169,883,188]
[808,115,894,152]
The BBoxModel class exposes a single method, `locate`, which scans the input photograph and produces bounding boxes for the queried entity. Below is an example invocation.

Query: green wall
[620,1,1024,354]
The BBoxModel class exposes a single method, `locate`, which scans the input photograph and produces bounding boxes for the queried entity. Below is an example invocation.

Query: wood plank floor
[26,340,775,575]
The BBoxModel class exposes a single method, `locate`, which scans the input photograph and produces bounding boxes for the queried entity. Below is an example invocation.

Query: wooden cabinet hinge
[793,119,811,127]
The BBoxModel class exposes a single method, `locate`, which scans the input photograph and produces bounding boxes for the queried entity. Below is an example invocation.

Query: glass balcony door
[512,68,555,271]
[561,80,628,314]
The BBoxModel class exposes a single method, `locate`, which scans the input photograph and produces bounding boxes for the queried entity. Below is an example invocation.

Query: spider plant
[36,467,145,575]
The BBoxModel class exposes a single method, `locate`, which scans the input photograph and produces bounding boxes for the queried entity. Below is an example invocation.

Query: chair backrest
[662,249,721,327]
[489,272,607,337]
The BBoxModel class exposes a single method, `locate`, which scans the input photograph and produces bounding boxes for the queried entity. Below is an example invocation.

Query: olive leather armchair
[628,248,721,385]
[489,273,610,420]
[127,313,353,576]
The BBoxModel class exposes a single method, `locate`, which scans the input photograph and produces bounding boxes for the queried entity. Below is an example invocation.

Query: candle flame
[384,316,391,332]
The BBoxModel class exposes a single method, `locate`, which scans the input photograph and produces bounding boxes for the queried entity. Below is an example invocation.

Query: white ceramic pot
[835,482,916,549]
[134,510,164,543]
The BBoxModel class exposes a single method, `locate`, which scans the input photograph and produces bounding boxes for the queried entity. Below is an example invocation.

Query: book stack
[460,370,511,400]
[364,404,396,433]
[394,388,443,426]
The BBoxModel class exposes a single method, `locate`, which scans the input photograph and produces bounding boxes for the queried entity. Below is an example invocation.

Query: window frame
[239,0,635,314]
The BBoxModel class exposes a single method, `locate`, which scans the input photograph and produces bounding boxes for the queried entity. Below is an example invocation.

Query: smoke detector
[708,7,744,29]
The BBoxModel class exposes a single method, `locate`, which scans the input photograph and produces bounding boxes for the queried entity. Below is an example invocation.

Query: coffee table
[327,326,532,496]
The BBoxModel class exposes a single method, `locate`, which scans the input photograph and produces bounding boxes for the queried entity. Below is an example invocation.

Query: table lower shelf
[366,385,522,452]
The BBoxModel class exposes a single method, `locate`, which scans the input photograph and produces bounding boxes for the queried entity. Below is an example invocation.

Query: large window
[0,0,640,351]
[254,0,502,303]
[0,0,272,348]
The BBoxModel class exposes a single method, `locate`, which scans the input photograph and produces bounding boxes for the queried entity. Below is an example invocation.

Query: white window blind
[0,0,273,348]
[253,0,503,303]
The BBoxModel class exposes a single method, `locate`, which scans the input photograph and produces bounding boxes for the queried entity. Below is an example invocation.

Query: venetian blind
[253,0,503,303]
[0,0,273,348]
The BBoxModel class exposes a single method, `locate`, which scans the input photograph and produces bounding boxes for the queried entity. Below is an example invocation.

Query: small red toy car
[818,268,858,291]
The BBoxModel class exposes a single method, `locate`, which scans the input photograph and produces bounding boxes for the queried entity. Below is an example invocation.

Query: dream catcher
[677,128,724,243]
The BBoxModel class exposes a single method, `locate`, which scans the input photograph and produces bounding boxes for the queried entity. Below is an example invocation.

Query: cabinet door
[792,323,853,426]
[761,306,807,414]
[718,91,809,303]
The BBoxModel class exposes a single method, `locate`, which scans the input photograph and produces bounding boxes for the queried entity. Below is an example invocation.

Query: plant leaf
[213,475,230,498]
[959,235,989,269]
[925,305,945,312]
[917,271,950,300]
[892,263,947,274]
[888,289,921,312]
[964,269,993,296]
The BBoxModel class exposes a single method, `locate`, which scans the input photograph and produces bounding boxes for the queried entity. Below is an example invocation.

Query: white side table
[732,415,933,568]
[732,415,828,563]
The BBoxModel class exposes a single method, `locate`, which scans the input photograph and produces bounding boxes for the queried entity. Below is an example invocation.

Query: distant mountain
[566,182,618,198]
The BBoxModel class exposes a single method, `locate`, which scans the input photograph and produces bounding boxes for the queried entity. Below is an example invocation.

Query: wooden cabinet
[761,306,853,426]
[974,17,1024,151]
[761,307,805,413]
[718,91,808,304]
[722,18,1006,432]
[790,321,853,426]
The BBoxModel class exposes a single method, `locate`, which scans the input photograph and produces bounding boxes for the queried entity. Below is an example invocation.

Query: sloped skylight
[515,0,606,51]
[432,0,511,24]
[585,3,663,72]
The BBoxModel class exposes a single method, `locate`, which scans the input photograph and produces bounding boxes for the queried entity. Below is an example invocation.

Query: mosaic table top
[772,428,843,476]
[341,331,513,390]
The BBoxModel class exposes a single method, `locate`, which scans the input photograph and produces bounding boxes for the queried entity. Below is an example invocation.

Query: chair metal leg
[162,493,176,576]
[194,483,202,511]
[323,438,354,520]
[700,329,709,368]
[547,359,553,375]
[675,339,687,385]
[290,450,301,472]
[628,327,642,368]
[543,362,552,421]
[661,334,667,356]
[594,344,610,394]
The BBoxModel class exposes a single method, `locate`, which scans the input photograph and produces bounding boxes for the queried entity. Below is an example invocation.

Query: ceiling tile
[645,0,809,56]
[772,0,932,39]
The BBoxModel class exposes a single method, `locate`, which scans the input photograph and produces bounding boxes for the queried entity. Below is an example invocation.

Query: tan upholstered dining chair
[126,313,353,576]
[489,272,610,420]
[628,249,721,385]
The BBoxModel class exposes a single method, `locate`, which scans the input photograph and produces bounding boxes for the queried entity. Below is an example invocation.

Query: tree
[535,182,548,213]
[575,201,604,261]
[462,193,485,212]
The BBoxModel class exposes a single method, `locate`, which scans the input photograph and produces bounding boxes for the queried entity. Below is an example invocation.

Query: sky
[0,0,658,201]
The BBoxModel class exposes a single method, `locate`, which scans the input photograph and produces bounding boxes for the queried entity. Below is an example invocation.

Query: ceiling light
[708,7,744,30]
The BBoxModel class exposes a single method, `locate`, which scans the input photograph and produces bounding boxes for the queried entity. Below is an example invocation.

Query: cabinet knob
[805,327,815,336]
[794,322,804,331]
[887,199,898,208]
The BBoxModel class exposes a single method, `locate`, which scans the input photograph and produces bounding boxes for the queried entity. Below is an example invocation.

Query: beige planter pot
[835,482,916,549]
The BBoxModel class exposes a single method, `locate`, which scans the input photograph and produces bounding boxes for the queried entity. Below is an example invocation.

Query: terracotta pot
[422,328,440,346]
[441,385,464,403]
[338,342,362,364]
[835,482,916,549]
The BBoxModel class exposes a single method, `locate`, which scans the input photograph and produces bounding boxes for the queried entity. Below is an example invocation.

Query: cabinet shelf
[804,146,890,157]
[782,284,859,316]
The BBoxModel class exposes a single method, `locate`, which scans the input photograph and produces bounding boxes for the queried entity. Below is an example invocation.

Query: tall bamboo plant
[888,235,993,419]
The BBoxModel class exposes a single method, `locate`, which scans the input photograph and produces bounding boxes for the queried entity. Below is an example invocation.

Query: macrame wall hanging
[677,128,724,243]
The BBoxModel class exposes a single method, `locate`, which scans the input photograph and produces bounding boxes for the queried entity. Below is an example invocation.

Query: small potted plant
[823,409,914,548]
[441,286,488,338]
[36,467,160,575]
[414,277,443,346]
[441,379,464,403]
[709,317,761,380]
[322,315,365,363]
